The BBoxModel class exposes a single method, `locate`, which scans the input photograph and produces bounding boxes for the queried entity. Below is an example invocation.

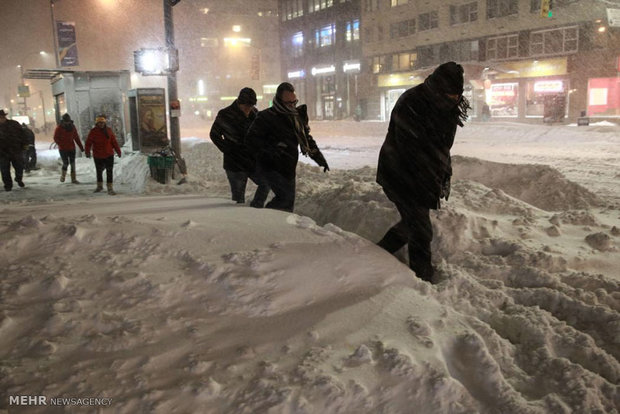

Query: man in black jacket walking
[245,82,329,212]
[376,62,470,282]
[0,110,28,191]
[210,87,270,207]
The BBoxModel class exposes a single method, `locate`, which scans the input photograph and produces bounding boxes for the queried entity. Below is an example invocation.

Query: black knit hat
[428,62,465,95]
[61,113,72,122]
[238,87,257,106]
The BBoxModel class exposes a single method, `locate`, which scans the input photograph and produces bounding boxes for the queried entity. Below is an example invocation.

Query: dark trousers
[225,169,271,207]
[59,149,76,171]
[0,154,24,190]
[94,156,115,183]
[23,147,37,171]
[260,167,296,212]
[377,194,433,281]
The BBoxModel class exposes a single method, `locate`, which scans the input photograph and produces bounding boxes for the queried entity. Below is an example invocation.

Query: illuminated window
[391,0,408,6]
[291,32,304,57]
[308,0,334,13]
[346,20,360,42]
[315,24,336,47]
[370,56,387,73]
[391,52,417,71]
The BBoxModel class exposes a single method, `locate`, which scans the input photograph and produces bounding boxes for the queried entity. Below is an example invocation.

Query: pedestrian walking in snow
[85,115,121,195]
[210,87,270,207]
[376,62,470,282]
[21,123,37,172]
[53,113,85,183]
[245,82,329,212]
[0,110,28,191]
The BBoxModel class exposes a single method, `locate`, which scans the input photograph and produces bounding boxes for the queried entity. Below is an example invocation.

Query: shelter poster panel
[57,21,79,67]
[138,94,167,148]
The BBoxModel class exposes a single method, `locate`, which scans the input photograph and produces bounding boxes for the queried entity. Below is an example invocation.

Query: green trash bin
[147,155,175,184]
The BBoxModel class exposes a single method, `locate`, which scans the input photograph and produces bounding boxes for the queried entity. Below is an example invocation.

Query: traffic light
[540,0,553,18]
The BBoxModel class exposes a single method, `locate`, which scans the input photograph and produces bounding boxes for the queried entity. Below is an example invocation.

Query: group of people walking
[211,62,469,283]
[210,83,329,212]
[2,61,468,283]
[0,111,121,195]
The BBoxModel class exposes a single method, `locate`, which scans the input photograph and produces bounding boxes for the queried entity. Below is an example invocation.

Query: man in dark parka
[245,82,329,212]
[0,110,28,191]
[210,87,270,207]
[376,62,470,282]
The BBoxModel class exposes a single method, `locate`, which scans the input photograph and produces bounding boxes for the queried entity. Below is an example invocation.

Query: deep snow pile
[1,122,619,413]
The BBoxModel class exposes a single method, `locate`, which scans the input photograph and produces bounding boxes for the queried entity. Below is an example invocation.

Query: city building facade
[279,0,363,120]
[360,0,620,122]
[177,0,282,119]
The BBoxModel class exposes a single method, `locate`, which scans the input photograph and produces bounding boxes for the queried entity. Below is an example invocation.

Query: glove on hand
[310,149,330,173]
[440,176,451,201]
[85,152,91,159]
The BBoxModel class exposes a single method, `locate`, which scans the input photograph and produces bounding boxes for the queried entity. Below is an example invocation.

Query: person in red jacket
[53,113,85,183]
[85,115,121,195]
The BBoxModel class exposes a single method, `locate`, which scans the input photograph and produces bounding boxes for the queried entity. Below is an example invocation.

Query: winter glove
[440,176,451,201]
[85,152,91,158]
[117,152,122,158]
[309,149,329,173]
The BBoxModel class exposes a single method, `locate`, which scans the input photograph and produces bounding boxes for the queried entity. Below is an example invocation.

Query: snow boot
[94,182,104,193]
[60,169,66,182]
[70,170,80,184]
[107,183,116,196]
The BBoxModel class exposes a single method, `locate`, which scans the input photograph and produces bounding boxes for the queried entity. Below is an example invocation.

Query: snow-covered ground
[1,121,618,413]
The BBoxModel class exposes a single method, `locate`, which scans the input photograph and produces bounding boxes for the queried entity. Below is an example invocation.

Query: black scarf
[424,77,471,127]
[272,98,311,155]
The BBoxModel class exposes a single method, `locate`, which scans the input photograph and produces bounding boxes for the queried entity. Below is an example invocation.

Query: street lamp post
[50,0,61,68]
[164,0,181,158]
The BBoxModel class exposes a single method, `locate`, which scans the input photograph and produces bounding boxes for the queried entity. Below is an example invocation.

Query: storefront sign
[490,83,516,97]
[495,57,567,79]
[377,72,423,88]
[534,80,564,93]
[343,61,361,73]
[311,65,336,76]
[287,70,305,79]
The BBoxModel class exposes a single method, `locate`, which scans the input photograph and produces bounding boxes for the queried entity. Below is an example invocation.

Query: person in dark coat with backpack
[210,87,270,207]
[0,110,28,191]
[245,82,329,212]
[376,62,470,282]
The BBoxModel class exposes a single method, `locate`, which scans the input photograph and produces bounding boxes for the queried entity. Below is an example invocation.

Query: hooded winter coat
[376,81,461,210]
[54,123,84,151]
[209,100,258,172]
[245,104,321,179]
[85,126,121,159]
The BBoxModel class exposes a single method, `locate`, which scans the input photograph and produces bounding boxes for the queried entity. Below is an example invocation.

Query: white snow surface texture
[1,121,619,413]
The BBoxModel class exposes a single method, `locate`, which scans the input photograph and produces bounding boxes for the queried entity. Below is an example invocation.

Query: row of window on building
[369,25,579,73]
[282,0,354,21]
[285,0,556,21]
[286,20,360,57]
